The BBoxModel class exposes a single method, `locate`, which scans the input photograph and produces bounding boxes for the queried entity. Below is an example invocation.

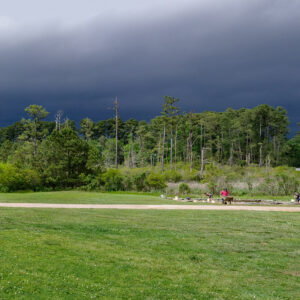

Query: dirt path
[0,203,300,212]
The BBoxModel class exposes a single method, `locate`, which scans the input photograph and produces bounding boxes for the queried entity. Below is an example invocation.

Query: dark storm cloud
[0,0,299,134]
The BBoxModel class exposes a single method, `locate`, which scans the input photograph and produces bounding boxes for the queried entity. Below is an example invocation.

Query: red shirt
[220,190,229,197]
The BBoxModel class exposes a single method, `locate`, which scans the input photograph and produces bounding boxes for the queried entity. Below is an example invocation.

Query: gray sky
[0,0,299,135]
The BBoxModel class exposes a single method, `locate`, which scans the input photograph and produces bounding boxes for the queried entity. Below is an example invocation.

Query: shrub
[0,163,40,192]
[79,174,102,191]
[255,166,300,196]
[101,169,124,191]
[145,173,166,190]
[23,169,41,190]
[179,183,191,195]
[207,180,219,195]
[257,176,278,196]
[133,172,147,191]
[123,176,133,191]
[164,170,182,182]
[275,173,299,195]
[245,175,255,194]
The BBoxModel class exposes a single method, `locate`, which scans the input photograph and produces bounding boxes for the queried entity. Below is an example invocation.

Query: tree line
[0,98,299,190]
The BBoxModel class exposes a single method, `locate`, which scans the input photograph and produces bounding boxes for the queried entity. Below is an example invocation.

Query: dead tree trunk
[170,136,173,170]
[161,123,166,173]
[259,117,263,167]
[189,132,193,171]
[157,133,161,164]
[259,144,263,167]
[200,148,205,177]
[174,125,178,170]
[114,98,119,169]
[229,142,233,166]
[55,110,63,131]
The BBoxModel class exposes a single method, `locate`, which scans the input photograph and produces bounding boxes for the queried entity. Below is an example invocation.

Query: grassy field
[0,208,299,299]
[0,191,172,204]
[0,191,293,205]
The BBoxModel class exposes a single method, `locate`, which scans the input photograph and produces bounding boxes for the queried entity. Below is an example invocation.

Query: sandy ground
[0,203,300,212]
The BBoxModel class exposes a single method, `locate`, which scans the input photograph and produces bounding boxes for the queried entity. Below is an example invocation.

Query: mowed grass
[0,191,173,205]
[0,209,299,299]
[0,191,294,205]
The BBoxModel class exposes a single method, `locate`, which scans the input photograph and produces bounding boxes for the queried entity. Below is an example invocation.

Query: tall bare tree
[114,98,119,169]
[161,96,179,172]
[55,110,63,131]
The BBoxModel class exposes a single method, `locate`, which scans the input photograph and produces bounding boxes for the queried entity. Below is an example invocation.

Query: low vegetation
[0,163,298,200]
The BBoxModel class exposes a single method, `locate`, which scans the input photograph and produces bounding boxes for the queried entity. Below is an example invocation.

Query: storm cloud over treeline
[0,0,299,134]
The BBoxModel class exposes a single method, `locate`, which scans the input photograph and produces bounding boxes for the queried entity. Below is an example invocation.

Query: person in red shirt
[220,188,229,204]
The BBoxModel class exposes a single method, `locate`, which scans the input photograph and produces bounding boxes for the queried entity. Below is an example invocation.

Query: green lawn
[0,208,299,299]
[0,191,293,205]
[0,191,173,204]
